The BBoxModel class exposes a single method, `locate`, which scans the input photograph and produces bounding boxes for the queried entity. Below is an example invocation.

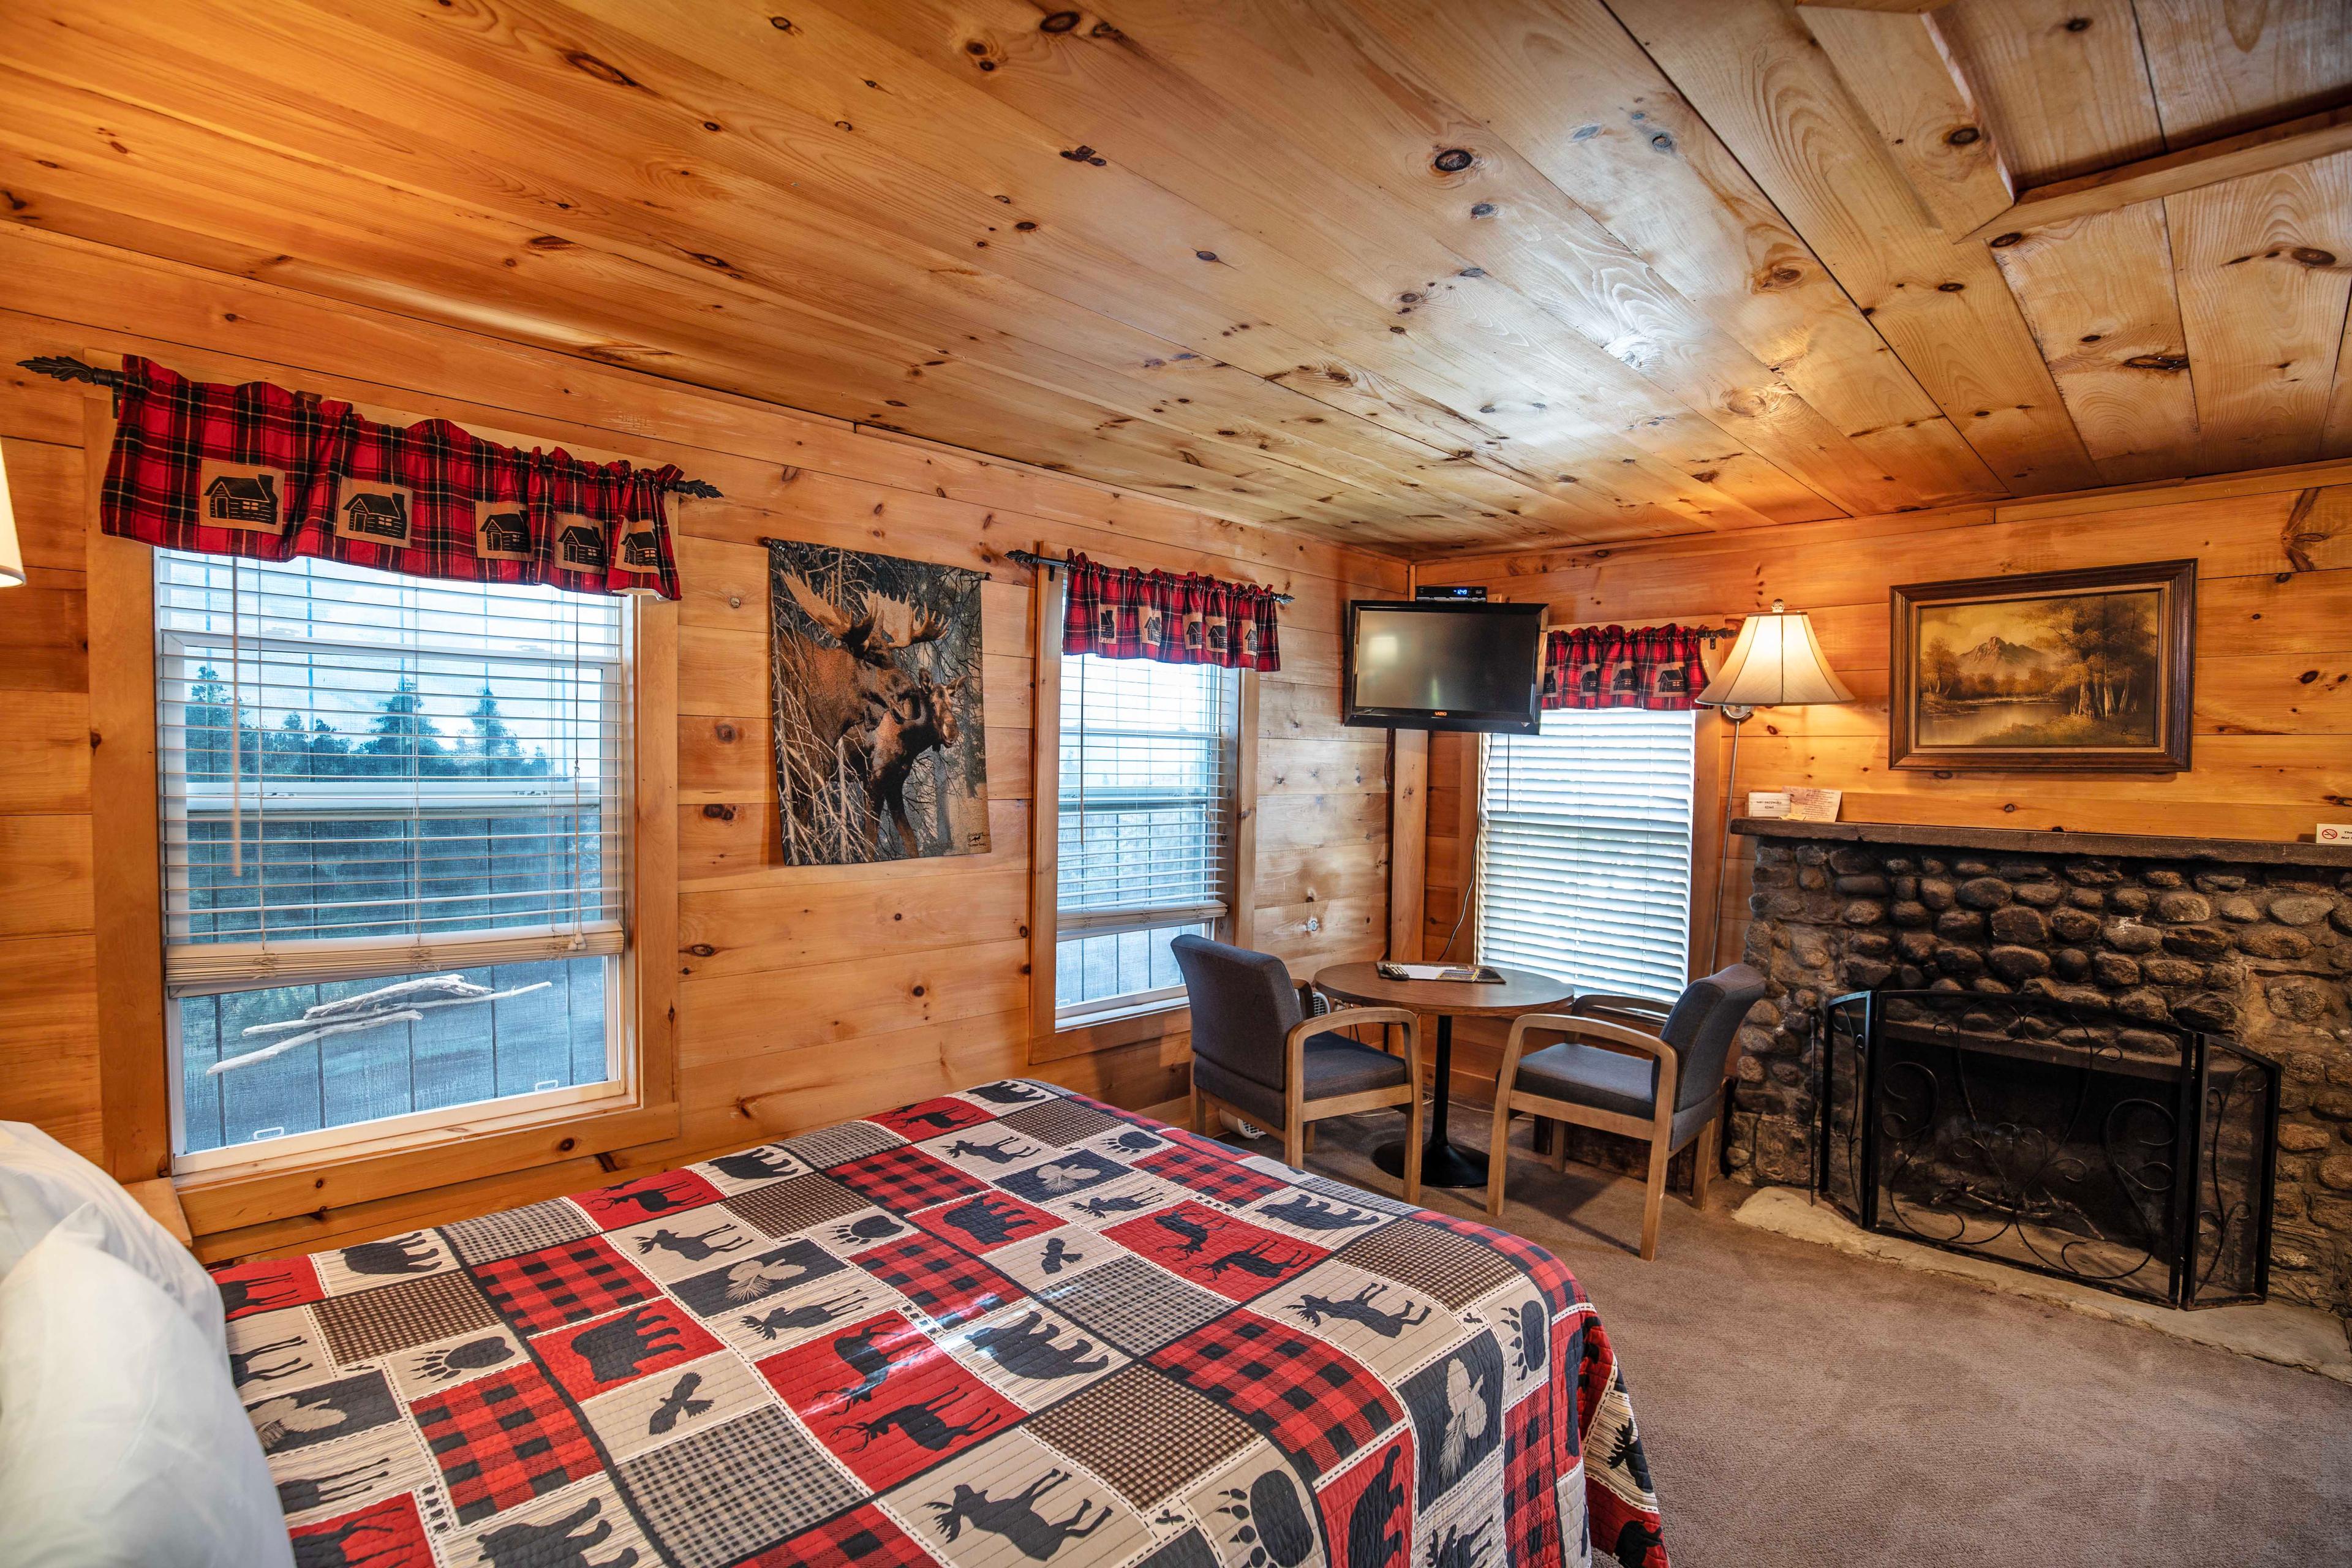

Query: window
[1476,708,1697,1001]
[154,552,630,1167]
[1054,655,1239,1022]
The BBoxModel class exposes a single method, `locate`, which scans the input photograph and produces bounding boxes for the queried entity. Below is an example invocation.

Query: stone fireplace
[1729,819,2352,1318]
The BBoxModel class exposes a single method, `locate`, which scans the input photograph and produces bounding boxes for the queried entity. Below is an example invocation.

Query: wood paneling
[0,232,1400,1256]
[1422,466,2352,990]
[0,1,2344,551]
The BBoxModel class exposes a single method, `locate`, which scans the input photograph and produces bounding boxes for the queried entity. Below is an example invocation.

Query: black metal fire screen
[1817,990,2279,1310]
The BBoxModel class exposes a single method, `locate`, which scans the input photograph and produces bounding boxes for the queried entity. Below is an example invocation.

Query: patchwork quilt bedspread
[214,1081,1667,1568]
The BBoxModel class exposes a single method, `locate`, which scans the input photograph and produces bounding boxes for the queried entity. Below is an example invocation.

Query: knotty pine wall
[0,227,1402,1260]
[1414,470,2352,1086]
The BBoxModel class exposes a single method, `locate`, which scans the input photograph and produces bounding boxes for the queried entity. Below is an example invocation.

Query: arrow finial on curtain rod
[17,355,726,499]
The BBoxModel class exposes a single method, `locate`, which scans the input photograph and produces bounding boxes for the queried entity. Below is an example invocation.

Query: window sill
[174,1096,681,1244]
[1036,999,1193,1064]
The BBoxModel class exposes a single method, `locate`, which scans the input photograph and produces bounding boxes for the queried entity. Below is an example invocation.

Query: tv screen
[1343,601,1544,734]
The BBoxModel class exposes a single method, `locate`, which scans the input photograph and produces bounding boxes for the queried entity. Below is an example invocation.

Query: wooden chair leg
[1692,1117,1719,1207]
[1548,1119,1567,1172]
[1638,1133,1671,1261]
[1402,1092,1424,1207]
[1302,1123,1317,1152]
[1483,1095,1510,1218]
[1191,1086,1207,1134]
[1282,1117,1305,1172]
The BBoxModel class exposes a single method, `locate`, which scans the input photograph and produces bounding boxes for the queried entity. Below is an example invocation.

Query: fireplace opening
[1819,990,2280,1309]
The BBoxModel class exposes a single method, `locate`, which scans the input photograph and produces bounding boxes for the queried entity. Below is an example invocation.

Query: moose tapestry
[769,541,990,865]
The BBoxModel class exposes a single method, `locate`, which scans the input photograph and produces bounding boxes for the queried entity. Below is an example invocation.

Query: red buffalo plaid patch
[747,1504,938,1568]
[571,1170,724,1229]
[1137,1141,1286,1206]
[286,1493,435,1567]
[1572,1313,1616,1450]
[1504,1392,1564,1568]
[831,1146,987,1215]
[412,1365,601,1524]
[211,1256,323,1321]
[869,1096,993,1139]
[472,1237,655,1335]
[857,1232,1021,1329]
[1150,1308,1399,1477]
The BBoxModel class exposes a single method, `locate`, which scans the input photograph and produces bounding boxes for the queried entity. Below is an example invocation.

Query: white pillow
[0,1209,294,1568]
[0,1121,224,1359]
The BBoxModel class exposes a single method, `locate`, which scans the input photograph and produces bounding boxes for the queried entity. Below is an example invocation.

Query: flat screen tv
[1343,600,1544,734]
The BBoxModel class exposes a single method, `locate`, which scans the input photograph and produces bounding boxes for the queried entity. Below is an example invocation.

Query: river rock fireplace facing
[1728,820,2352,1317]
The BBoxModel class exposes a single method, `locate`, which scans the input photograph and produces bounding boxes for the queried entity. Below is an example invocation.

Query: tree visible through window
[155,552,628,1162]
[1055,655,1238,1020]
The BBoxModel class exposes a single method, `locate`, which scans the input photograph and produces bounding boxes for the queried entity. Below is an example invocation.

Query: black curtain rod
[18,355,723,499]
[1000,546,1296,605]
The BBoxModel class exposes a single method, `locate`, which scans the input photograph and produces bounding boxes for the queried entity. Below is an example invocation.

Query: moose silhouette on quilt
[214,1081,1669,1568]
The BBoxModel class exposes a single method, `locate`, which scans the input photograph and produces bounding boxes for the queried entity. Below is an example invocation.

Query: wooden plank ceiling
[1,0,2346,557]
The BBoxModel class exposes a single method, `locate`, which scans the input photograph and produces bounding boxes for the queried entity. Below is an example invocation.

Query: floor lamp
[1694,600,1854,970]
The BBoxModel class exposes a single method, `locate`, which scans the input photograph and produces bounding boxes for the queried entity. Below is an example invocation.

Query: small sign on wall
[2320,824,2351,845]
[1747,788,1842,822]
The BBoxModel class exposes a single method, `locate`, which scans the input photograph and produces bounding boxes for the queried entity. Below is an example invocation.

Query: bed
[214,1081,1668,1568]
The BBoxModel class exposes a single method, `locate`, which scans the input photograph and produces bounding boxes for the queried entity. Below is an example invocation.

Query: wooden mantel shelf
[1730,818,2352,870]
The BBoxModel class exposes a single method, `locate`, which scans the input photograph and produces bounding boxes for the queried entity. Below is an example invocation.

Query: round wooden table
[1312,962,1577,1189]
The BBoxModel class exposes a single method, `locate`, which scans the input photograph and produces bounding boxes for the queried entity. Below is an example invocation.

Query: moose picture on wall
[1888,557,2195,774]
[767,540,990,865]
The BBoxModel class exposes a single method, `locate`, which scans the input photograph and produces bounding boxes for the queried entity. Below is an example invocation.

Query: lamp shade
[0,443,20,588]
[1697,599,1852,709]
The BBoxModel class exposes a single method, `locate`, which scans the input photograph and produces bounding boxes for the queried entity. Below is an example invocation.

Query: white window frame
[151,554,639,1176]
[1052,654,1241,1028]
[1029,567,1260,1047]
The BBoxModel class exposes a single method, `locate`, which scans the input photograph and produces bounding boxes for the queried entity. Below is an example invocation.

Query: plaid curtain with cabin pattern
[1542,624,1708,710]
[100,356,682,598]
[1059,551,1281,671]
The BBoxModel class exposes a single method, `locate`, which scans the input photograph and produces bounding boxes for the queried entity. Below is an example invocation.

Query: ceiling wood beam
[1794,2,1956,12]
[1800,5,2015,236]
[1962,104,2352,244]
[1607,0,2102,496]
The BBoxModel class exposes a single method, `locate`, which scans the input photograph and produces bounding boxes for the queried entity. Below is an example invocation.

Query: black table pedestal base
[1369,1012,1489,1190]
[1373,1136,1488,1189]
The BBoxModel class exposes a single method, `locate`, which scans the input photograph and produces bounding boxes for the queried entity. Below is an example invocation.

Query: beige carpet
[1220,1110,2352,1567]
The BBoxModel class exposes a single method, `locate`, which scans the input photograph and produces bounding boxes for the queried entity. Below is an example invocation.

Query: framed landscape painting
[1889,559,2195,773]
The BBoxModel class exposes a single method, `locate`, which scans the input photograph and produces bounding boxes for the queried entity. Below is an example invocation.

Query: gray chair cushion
[1193,1030,1408,1128]
[1513,1042,1725,1150]
[1515,1041,1657,1121]
[1302,1031,1411,1099]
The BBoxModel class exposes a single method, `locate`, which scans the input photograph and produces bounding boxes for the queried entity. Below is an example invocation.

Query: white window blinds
[154,552,628,987]
[1057,655,1237,938]
[1477,707,1697,1001]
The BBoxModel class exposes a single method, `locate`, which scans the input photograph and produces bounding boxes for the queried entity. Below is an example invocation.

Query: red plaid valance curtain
[1059,551,1281,672]
[99,356,682,598]
[1542,624,1710,710]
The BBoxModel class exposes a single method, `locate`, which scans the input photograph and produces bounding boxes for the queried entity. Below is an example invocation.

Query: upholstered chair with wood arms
[1171,934,1424,1202]
[1484,963,1766,1258]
